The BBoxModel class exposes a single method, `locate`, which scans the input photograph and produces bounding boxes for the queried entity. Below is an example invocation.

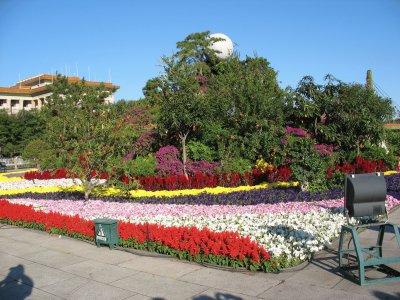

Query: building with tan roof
[0,74,119,114]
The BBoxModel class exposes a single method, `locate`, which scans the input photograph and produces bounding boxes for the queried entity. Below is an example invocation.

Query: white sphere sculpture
[208,33,233,59]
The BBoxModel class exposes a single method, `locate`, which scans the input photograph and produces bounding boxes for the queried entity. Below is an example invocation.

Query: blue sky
[1,0,399,108]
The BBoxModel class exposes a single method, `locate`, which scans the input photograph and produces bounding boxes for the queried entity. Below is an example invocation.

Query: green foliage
[186,140,214,161]
[201,122,237,161]
[22,139,58,169]
[0,218,45,231]
[219,156,252,174]
[360,144,397,169]
[43,75,132,199]
[124,155,157,177]
[143,40,212,175]
[207,56,285,162]
[286,75,394,154]
[144,31,285,170]
[277,134,329,191]
[175,31,223,75]
[385,129,400,157]
[0,110,45,157]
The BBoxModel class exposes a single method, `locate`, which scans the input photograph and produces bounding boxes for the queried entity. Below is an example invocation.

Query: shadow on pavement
[0,264,34,300]
[192,292,244,300]
[372,291,400,300]
[311,249,343,277]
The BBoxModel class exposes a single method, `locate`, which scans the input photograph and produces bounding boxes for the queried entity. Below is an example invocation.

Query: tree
[144,31,286,170]
[22,139,53,168]
[0,110,45,157]
[144,56,208,176]
[286,75,394,156]
[43,75,130,199]
[206,56,285,162]
[0,111,10,157]
[143,31,224,176]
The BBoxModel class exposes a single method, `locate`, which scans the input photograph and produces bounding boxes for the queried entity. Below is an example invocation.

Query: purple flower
[122,152,134,163]
[156,146,184,176]
[313,144,334,156]
[285,126,308,137]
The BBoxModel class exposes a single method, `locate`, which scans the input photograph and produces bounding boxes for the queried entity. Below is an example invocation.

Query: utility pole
[366,69,373,92]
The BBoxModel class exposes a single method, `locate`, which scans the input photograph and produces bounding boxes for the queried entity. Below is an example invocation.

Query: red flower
[0,199,276,269]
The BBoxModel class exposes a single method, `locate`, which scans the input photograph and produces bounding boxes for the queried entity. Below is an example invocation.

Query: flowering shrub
[155,146,184,176]
[134,131,158,156]
[155,145,220,177]
[285,126,308,137]
[186,160,220,176]
[121,152,134,163]
[313,144,334,156]
[280,132,328,191]
[0,199,278,271]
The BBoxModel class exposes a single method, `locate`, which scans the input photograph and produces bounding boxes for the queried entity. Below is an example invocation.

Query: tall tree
[206,56,285,162]
[143,31,224,176]
[43,75,128,199]
[144,31,285,169]
[144,56,207,176]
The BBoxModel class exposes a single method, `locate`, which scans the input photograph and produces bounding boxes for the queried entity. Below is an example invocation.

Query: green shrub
[219,157,251,174]
[385,129,400,157]
[361,143,397,169]
[126,155,157,177]
[276,134,331,191]
[22,139,60,169]
[187,140,214,161]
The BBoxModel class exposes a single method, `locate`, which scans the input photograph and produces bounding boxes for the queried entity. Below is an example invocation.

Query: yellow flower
[0,186,82,196]
[384,170,399,175]
[0,169,37,183]
[0,180,299,198]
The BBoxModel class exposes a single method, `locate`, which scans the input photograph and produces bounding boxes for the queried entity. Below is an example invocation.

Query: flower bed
[1,173,399,270]
[0,199,278,271]
[5,194,400,262]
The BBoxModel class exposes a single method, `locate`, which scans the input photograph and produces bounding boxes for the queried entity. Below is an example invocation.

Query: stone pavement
[0,210,399,300]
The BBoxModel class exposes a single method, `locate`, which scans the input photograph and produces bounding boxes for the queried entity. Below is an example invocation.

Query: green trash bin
[94,218,118,249]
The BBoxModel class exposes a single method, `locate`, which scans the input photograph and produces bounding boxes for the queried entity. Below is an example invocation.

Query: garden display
[1,168,399,271]
[1,31,399,273]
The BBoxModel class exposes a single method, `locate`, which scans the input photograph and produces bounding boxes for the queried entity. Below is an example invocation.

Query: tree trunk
[179,132,189,179]
[84,189,90,201]
[84,180,92,201]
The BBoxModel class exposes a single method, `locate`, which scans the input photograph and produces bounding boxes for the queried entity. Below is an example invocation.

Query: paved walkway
[0,210,399,300]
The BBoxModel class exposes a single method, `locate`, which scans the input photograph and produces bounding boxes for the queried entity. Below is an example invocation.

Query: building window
[23,100,32,110]
[11,100,19,114]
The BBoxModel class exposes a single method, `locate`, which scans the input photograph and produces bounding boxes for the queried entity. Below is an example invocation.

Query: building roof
[0,74,119,96]
[384,123,400,130]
